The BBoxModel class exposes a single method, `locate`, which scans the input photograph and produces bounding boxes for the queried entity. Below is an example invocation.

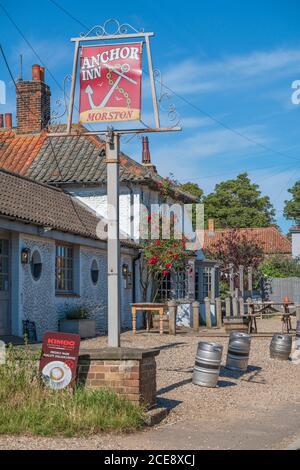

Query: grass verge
[0,344,144,437]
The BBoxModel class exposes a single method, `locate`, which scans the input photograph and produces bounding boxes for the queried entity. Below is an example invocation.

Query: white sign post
[49,20,181,348]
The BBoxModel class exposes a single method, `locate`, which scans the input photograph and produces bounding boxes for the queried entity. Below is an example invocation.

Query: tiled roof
[0,128,197,202]
[0,168,137,249]
[0,130,47,176]
[203,227,292,255]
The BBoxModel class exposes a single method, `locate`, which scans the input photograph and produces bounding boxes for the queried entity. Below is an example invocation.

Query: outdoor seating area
[73,314,300,450]
[0,3,299,453]
[130,299,300,337]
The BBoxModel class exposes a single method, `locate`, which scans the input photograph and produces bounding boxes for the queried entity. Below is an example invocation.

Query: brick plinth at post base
[77,348,160,408]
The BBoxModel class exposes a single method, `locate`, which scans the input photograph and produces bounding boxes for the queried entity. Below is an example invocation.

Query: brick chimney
[5,113,12,129]
[208,218,215,233]
[142,137,157,173]
[16,64,51,134]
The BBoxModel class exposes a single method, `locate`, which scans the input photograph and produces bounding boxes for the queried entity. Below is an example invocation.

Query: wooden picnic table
[131,303,166,335]
[246,301,295,334]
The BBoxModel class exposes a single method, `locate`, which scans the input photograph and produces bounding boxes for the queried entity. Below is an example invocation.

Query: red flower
[155,240,161,247]
[148,215,152,223]
[165,263,172,269]
[162,270,169,277]
[173,253,179,258]
[148,256,158,265]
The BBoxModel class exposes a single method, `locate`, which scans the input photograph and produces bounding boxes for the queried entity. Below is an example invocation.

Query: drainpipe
[132,251,142,304]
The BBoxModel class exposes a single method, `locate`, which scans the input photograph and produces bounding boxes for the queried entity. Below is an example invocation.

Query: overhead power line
[46,0,300,166]
[49,0,90,30]
[2,0,300,182]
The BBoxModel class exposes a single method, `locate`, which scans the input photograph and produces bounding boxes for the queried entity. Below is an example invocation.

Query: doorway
[0,234,10,336]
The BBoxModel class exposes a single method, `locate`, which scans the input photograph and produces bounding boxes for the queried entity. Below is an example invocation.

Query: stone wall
[19,234,136,340]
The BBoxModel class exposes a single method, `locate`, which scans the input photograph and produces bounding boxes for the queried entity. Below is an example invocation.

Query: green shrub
[259,255,300,279]
[65,305,91,320]
[0,345,144,437]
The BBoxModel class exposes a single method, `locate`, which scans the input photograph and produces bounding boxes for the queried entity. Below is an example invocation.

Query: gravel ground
[0,317,299,450]
[81,317,300,423]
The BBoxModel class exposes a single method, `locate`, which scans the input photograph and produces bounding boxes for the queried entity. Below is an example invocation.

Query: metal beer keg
[296,321,300,351]
[270,334,292,360]
[226,332,251,372]
[193,342,223,388]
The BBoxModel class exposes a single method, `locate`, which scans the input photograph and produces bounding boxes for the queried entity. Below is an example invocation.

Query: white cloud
[162,48,300,95]
[154,124,268,170]
[11,38,72,78]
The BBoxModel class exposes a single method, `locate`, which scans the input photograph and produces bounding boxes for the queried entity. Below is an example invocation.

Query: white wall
[69,184,203,256]
[292,232,300,258]
[69,186,141,242]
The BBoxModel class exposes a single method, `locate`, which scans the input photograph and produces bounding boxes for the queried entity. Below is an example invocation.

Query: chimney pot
[142,136,151,164]
[17,64,51,133]
[0,114,4,128]
[32,64,41,81]
[208,218,215,232]
[5,113,12,129]
[40,66,45,82]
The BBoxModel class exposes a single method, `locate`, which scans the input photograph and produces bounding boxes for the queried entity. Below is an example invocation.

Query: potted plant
[59,305,96,339]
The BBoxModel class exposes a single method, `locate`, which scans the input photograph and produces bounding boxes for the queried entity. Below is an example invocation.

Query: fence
[263,277,300,304]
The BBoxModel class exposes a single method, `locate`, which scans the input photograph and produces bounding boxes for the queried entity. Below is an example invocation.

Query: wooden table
[131,303,165,335]
[246,301,295,334]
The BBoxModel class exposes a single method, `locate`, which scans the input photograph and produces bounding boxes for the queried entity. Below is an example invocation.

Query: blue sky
[0,0,300,233]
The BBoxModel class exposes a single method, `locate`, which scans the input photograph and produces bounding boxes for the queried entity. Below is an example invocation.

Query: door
[0,237,10,336]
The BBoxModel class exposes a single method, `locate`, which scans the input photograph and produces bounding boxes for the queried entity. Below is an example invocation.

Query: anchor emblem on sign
[85,63,138,109]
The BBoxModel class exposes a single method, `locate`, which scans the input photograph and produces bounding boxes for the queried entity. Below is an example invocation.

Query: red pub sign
[79,42,143,123]
[39,332,81,390]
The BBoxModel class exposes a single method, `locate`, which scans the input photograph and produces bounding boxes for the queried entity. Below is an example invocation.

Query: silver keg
[193,342,223,388]
[270,334,292,360]
[296,321,300,351]
[226,332,251,372]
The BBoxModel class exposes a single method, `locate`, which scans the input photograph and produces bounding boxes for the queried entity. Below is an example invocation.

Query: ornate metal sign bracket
[48,19,181,137]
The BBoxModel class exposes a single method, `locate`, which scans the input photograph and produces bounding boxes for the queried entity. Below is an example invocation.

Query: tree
[259,255,300,279]
[204,173,276,228]
[206,229,264,289]
[284,180,300,225]
[206,228,264,271]
[179,182,203,201]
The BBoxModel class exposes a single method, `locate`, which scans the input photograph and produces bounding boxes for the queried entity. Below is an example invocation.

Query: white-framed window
[55,244,74,293]
[157,268,189,302]
[0,239,9,292]
[203,267,213,299]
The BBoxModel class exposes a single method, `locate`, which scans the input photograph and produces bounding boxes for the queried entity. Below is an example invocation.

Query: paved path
[108,402,300,450]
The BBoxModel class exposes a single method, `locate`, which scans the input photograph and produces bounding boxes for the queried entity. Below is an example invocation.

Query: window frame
[55,243,74,295]
[157,267,189,302]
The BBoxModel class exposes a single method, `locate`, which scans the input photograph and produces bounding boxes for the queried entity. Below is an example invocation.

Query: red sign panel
[39,332,81,390]
[79,42,143,123]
